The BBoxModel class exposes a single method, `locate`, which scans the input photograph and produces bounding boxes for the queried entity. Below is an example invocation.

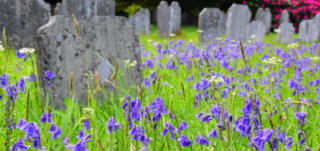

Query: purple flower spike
[195,135,210,146]
[178,135,192,147]
[10,138,30,151]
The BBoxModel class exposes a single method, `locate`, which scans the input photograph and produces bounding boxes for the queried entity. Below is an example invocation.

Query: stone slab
[280,10,289,24]
[157,1,181,37]
[299,19,318,42]
[246,21,265,41]
[255,7,272,34]
[198,8,225,44]
[276,22,294,44]
[225,4,251,42]
[55,0,115,16]
[34,16,142,108]
[0,0,50,49]
[129,8,151,35]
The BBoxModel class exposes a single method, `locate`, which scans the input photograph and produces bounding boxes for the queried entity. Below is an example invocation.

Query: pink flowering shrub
[243,0,320,32]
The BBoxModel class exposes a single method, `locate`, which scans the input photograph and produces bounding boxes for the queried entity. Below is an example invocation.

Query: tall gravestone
[246,21,265,41]
[157,1,181,37]
[129,8,151,35]
[255,7,272,34]
[276,22,294,44]
[0,0,50,49]
[280,10,289,24]
[198,8,225,43]
[34,16,142,108]
[299,19,318,42]
[314,14,320,41]
[225,4,251,42]
[169,2,181,34]
[55,0,115,16]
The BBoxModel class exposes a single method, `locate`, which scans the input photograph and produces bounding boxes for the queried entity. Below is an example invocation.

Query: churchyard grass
[1,26,320,151]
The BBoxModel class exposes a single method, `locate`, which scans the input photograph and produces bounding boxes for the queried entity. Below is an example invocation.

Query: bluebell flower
[40,112,52,123]
[144,78,151,87]
[294,112,307,124]
[10,138,30,151]
[161,122,178,139]
[49,123,56,133]
[83,119,90,130]
[195,136,210,146]
[200,114,212,123]
[44,71,55,81]
[16,118,27,129]
[179,121,188,131]
[106,116,121,133]
[52,127,61,139]
[178,135,192,147]
[146,59,154,69]
[129,125,152,146]
[166,60,174,70]
[208,129,218,138]
[62,137,69,145]
[195,112,203,119]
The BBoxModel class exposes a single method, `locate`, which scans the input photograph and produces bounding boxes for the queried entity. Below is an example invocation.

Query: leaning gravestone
[34,16,142,108]
[255,7,272,34]
[225,4,251,42]
[55,0,115,16]
[157,1,181,37]
[0,0,50,49]
[276,22,294,44]
[169,2,181,34]
[198,8,225,43]
[246,21,265,41]
[129,8,151,35]
[280,10,289,24]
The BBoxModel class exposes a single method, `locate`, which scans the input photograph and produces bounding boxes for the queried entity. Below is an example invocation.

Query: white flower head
[287,43,299,49]
[250,35,257,39]
[147,39,153,42]
[19,48,35,53]
[169,34,176,37]
[209,76,224,83]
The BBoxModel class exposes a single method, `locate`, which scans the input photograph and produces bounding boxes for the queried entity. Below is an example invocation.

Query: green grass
[1,26,320,151]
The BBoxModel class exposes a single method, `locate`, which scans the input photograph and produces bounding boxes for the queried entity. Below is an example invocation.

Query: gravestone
[198,8,225,43]
[157,1,181,37]
[225,4,251,42]
[157,1,170,37]
[169,2,181,34]
[299,19,318,42]
[129,8,151,35]
[182,12,188,25]
[55,0,115,16]
[280,10,289,24]
[246,21,265,41]
[34,16,142,108]
[312,14,320,41]
[255,7,272,34]
[0,0,50,49]
[276,22,294,44]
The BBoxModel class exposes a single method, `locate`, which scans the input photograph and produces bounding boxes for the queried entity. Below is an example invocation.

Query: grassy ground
[0,26,319,151]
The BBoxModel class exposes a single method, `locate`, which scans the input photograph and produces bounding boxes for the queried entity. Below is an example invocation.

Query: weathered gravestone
[255,7,272,34]
[246,21,265,41]
[55,0,115,16]
[157,1,181,37]
[129,8,151,35]
[280,10,289,24]
[225,4,251,42]
[198,8,225,43]
[299,19,318,42]
[276,22,294,44]
[0,0,50,49]
[169,2,181,34]
[34,16,142,108]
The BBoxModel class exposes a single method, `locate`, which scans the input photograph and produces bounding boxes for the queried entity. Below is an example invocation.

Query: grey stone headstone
[157,1,181,37]
[129,8,151,35]
[0,0,50,49]
[225,4,251,42]
[55,0,115,16]
[182,12,188,25]
[276,22,294,44]
[169,2,181,34]
[157,1,170,37]
[314,14,320,41]
[255,7,272,34]
[280,10,289,24]
[246,21,265,41]
[198,8,225,44]
[34,16,142,108]
[299,19,318,42]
